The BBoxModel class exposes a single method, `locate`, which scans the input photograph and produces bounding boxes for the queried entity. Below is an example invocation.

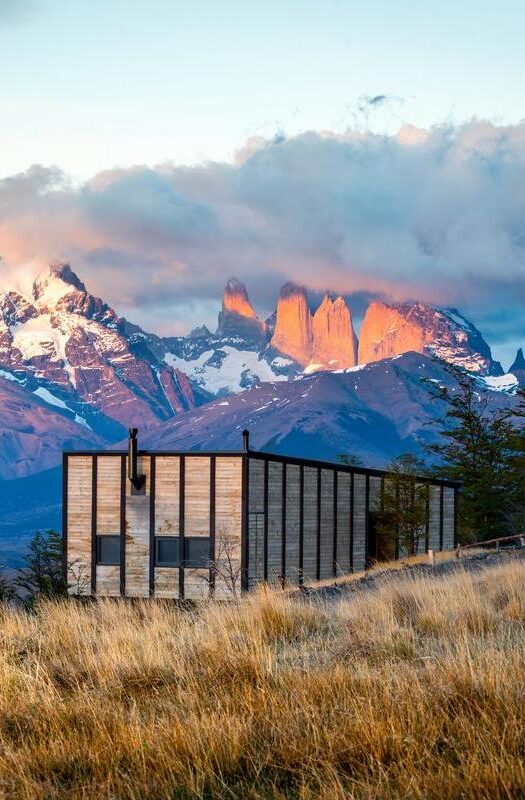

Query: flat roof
[63,448,459,488]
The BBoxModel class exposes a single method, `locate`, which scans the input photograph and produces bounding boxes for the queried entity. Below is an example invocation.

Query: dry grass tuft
[1,560,525,798]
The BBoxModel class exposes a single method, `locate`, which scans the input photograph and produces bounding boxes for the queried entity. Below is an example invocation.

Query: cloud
[1,120,525,364]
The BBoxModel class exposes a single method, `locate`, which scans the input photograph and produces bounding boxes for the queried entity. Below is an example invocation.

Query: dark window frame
[155,536,181,567]
[96,535,121,566]
[153,536,213,569]
[184,537,211,569]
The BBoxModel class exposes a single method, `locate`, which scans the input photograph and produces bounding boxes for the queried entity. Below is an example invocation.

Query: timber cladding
[64,447,459,600]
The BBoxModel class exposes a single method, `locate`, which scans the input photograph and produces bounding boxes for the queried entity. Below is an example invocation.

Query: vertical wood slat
[285,464,300,584]
[439,485,444,550]
[215,457,243,599]
[91,456,97,595]
[299,464,304,585]
[319,469,334,580]
[263,459,269,582]
[149,456,156,597]
[179,456,185,599]
[209,457,216,595]
[62,454,68,588]
[94,455,122,597]
[316,467,321,580]
[267,461,283,584]
[350,471,354,572]
[184,457,211,600]
[125,455,151,597]
[281,463,287,585]
[302,466,318,582]
[120,455,126,596]
[332,471,338,578]
[96,456,121,533]
[336,471,351,576]
[241,454,249,592]
[66,455,93,596]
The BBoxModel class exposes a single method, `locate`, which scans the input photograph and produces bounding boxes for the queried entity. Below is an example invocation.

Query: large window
[96,535,120,566]
[154,536,210,568]
[155,537,180,567]
[184,537,211,568]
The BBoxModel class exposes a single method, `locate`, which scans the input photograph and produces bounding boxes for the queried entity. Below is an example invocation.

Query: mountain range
[0,262,522,563]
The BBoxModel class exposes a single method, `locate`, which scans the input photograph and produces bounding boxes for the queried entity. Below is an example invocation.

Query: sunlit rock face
[311,295,358,369]
[217,278,266,341]
[270,282,312,366]
[358,301,501,376]
[358,302,425,365]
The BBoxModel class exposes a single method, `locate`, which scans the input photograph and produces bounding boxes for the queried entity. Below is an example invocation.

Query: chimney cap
[129,427,138,438]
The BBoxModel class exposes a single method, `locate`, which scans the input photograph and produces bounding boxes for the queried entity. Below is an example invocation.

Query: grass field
[1,557,525,799]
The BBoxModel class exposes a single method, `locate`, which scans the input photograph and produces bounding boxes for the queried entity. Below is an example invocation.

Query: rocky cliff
[358,301,501,376]
[0,263,196,439]
[270,282,313,365]
[217,278,266,341]
[509,348,525,387]
[311,295,358,369]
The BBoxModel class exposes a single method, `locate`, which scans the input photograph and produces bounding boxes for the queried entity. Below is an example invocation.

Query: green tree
[16,529,67,606]
[376,454,429,557]
[424,364,518,542]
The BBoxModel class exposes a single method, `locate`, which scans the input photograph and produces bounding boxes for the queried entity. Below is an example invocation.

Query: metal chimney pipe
[128,427,142,489]
[242,429,250,452]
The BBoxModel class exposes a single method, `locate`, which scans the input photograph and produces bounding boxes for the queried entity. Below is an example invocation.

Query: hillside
[141,351,515,463]
[1,554,524,798]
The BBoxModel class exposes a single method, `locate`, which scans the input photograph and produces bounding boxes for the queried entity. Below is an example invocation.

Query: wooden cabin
[63,430,458,600]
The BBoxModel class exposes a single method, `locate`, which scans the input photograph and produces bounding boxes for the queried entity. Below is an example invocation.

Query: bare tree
[208,531,243,600]
[68,559,91,597]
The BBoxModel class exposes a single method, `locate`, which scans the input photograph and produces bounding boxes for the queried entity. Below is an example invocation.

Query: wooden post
[428,549,435,566]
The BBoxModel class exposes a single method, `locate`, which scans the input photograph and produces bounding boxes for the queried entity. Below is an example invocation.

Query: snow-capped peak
[32,263,86,308]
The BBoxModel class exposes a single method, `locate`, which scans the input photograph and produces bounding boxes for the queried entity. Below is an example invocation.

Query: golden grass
[1,559,525,799]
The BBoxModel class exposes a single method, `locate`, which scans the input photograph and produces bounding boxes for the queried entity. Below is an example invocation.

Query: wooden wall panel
[184,457,211,538]
[155,456,180,536]
[248,458,265,512]
[154,567,179,599]
[302,466,318,581]
[319,469,334,580]
[285,464,300,583]
[96,565,120,596]
[248,459,265,584]
[214,457,243,599]
[66,455,93,596]
[428,485,441,551]
[336,472,351,576]
[184,569,210,600]
[443,487,455,550]
[353,474,367,571]
[267,461,283,584]
[96,456,121,534]
[125,455,151,598]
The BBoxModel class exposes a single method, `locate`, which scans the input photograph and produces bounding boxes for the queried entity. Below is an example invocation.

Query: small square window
[155,537,180,567]
[96,535,120,566]
[184,537,211,568]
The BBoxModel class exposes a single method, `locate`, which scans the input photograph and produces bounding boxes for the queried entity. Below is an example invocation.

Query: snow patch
[480,373,519,393]
[33,386,69,409]
[164,347,288,394]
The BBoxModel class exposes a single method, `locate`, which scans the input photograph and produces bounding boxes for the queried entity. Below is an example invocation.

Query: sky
[1,0,525,367]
